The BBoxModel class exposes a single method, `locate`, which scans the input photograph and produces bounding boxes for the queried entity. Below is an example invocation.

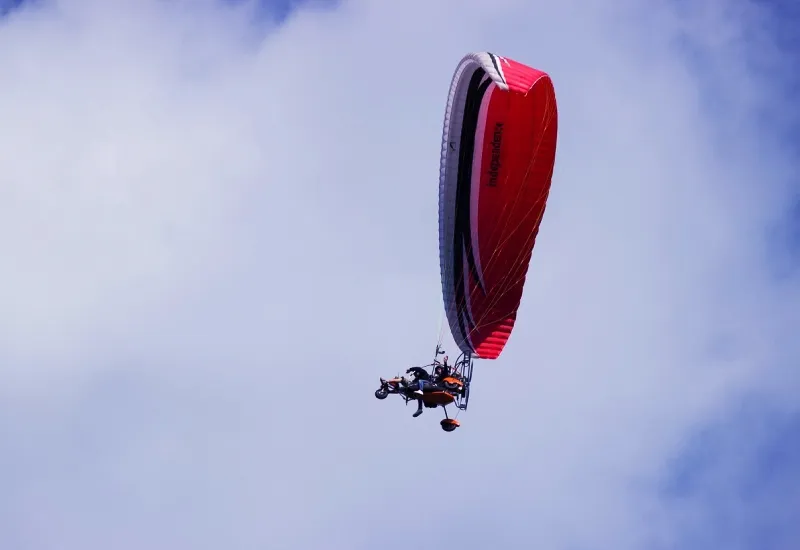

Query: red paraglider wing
[438,52,558,360]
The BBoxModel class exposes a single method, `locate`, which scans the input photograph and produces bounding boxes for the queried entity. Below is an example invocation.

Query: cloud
[0,0,796,549]
[659,401,800,550]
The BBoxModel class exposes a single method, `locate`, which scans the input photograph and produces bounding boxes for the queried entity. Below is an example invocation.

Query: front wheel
[375,388,389,400]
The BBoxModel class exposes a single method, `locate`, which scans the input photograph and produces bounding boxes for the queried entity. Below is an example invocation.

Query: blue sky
[655,3,800,548]
[0,1,798,549]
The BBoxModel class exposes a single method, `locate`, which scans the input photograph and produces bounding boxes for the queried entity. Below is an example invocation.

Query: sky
[0,0,797,549]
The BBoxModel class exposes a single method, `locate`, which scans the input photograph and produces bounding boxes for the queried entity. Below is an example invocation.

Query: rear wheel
[440,419,460,432]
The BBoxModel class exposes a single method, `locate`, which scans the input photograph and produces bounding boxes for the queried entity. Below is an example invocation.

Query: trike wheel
[440,419,460,432]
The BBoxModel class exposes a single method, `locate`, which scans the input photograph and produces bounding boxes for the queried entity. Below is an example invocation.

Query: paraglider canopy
[438,52,558,360]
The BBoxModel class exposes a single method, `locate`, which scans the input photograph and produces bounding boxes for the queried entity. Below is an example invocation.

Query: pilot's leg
[412,399,424,417]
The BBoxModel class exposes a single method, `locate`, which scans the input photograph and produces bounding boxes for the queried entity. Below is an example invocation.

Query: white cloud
[0,0,796,549]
